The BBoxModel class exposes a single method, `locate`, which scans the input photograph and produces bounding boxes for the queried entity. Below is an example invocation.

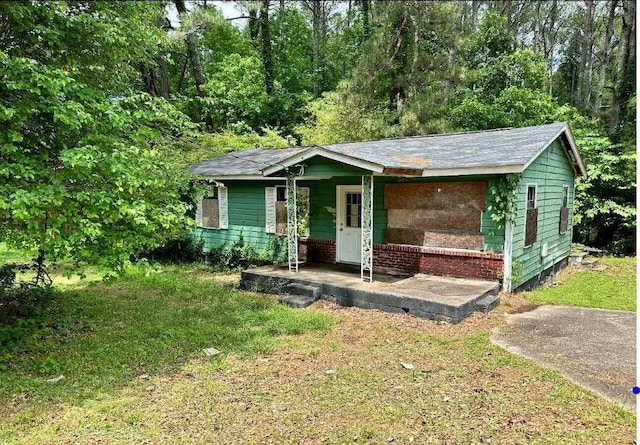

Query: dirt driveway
[491,305,636,410]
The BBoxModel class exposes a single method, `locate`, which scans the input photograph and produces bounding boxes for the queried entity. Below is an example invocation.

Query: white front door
[336,185,362,264]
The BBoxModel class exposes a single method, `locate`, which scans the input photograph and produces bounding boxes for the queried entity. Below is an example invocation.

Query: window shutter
[265,187,276,233]
[218,186,228,229]
[195,194,204,227]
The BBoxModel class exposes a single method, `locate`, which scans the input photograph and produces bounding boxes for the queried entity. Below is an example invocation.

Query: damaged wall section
[383,182,486,250]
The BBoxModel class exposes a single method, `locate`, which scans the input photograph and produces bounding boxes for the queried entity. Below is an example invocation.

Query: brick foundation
[298,238,336,264]
[299,237,503,281]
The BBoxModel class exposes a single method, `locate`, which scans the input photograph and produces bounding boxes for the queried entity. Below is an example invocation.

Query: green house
[189,122,585,292]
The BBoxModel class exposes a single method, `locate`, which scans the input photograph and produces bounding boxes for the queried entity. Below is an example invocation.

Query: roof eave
[261,146,385,176]
[420,164,524,177]
[190,174,287,181]
[522,123,587,178]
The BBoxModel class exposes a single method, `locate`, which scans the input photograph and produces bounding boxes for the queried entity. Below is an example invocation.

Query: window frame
[559,184,570,234]
[524,183,538,247]
[198,184,227,230]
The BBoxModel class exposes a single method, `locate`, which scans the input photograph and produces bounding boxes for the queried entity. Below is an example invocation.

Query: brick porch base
[298,237,503,281]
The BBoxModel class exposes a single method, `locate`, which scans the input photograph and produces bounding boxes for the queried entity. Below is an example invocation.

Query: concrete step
[280,294,319,308]
[284,282,321,299]
[580,256,599,269]
[475,294,500,313]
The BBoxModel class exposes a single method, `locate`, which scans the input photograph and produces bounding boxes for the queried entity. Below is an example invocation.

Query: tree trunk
[157,54,170,99]
[609,0,636,141]
[249,9,259,41]
[362,0,370,41]
[174,0,212,130]
[575,0,594,112]
[593,0,618,116]
[260,0,274,97]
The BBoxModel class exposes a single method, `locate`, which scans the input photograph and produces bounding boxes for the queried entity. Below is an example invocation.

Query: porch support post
[286,173,298,272]
[361,175,373,282]
[502,218,514,292]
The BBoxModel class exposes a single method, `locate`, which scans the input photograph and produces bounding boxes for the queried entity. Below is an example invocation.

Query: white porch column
[361,175,373,282]
[502,218,514,292]
[286,174,298,272]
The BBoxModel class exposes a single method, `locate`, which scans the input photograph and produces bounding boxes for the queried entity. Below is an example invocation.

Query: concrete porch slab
[240,263,500,323]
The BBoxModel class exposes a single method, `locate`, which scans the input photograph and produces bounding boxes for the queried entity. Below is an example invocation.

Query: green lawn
[0,251,635,443]
[522,257,636,311]
[0,263,333,405]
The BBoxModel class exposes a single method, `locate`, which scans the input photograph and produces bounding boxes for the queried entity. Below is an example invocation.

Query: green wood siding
[302,157,370,177]
[195,180,287,261]
[299,176,387,243]
[511,141,575,287]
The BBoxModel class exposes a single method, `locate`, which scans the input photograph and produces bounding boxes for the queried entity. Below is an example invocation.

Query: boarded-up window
[202,198,219,228]
[382,181,486,250]
[525,184,537,246]
[197,185,228,229]
[266,186,310,235]
[275,186,287,235]
[559,185,569,233]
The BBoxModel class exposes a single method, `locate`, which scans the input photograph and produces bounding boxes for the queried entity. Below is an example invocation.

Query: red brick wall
[298,238,503,281]
[299,238,336,264]
[417,250,503,281]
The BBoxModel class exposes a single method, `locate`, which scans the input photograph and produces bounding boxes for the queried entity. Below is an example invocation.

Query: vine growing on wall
[488,174,521,228]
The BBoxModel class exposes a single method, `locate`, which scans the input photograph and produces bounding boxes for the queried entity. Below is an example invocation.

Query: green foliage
[296,89,396,145]
[0,2,165,92]
[203,54,269,131]
[452,49,555,130]
[487,174,521,228]
[466,11,516,65]
[260,234,288,263]
[180,129,290,167]
[0,51,195,270]
[558,110,637,254]
[474,50,550,98]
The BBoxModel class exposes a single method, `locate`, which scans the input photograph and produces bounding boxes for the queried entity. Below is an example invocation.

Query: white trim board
[261,146,385,176]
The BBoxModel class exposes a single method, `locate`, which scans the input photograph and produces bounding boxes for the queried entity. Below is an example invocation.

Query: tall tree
[0,2,195,268]
[575,0,595,112]
[609,0,635,140]
[260,0,275,98]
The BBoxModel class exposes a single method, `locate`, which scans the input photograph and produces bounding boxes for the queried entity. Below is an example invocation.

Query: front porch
[240,263,500,324]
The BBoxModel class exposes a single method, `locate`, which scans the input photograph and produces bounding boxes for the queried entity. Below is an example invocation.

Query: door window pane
[345,193,362,228]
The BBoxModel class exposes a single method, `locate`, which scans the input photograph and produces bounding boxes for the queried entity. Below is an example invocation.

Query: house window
[266,186,309,235]
[559,185,570,234]
[524,184,538,247]
[197,185,228,229]
[275,186,287,234]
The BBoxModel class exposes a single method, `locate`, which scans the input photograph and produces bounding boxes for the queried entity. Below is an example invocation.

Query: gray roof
[189,123,585,178]
[189,146,305,176]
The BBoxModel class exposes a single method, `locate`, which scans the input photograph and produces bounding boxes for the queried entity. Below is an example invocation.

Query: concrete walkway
[491,305,636,410]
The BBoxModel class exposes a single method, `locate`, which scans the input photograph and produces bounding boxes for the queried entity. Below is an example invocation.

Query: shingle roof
[189,123,585,178]
[188,146,305,176]
[323,122,566,170]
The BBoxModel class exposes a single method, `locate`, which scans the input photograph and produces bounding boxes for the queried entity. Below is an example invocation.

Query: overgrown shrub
[206,234,287,271]
[0,253,55,349]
